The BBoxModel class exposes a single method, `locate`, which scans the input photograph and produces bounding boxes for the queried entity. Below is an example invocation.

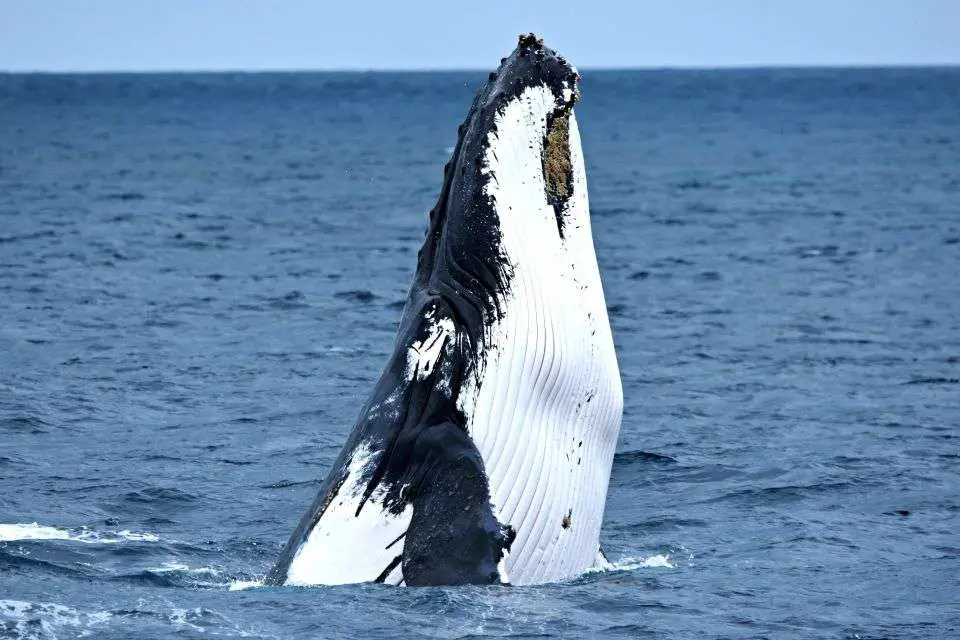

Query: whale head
[411,33,591,333]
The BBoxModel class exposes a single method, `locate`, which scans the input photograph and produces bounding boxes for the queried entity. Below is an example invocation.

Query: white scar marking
[405,315,454,382]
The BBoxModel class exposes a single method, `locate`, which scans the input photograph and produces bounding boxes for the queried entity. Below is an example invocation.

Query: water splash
[228,579,265,591]
[148,562,222,576]
[0,523,160,544]
[612,554,675,570]
[585,553,676,575]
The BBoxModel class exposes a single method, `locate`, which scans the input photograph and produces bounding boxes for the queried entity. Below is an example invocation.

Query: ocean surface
[1,68,959,639]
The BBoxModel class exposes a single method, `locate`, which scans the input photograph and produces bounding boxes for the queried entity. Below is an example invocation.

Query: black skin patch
[266,34,581,587]
[562,509,573,530]
[398,422,514,586]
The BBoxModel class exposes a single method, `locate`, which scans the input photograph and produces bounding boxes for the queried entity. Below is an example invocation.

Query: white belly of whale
[459,87,623,585]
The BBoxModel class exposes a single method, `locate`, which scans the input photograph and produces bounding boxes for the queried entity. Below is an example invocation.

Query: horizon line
[2,62,959,75]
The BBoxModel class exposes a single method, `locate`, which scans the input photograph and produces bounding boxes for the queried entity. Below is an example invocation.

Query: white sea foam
[0,522,159,544]
[228,579,264,591]
[0,599,112,640]
[148,562,221,576]
[586,554,676,575]
[113,530,160,542]
[616,554,675,570]
[167,606,271,638]
[140,563,235,590]
[168,607,206,633]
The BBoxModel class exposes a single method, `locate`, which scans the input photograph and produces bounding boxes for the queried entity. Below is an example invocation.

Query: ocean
[1,68,958,639]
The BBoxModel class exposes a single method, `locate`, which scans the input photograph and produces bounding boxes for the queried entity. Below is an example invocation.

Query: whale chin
[267,33,623,587]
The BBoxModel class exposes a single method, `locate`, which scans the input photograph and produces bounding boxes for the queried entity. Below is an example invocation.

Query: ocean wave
[148,561,221,576]
[586,553,676,576]
[0,599,269,639]
[0,599,112,640]
[0,523,160,545]
[611,554,675,570]
[225,556,676,591]
[128,563,231,589]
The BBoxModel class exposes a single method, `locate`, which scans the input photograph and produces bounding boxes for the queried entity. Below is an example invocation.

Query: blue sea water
[1,68,959,639]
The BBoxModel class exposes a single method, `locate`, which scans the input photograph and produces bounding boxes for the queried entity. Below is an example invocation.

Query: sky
[1,0,958,72]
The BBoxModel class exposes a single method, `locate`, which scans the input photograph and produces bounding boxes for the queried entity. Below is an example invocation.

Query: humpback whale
[267,34,622,587]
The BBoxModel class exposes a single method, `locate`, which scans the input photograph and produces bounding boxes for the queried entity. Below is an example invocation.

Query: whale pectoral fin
[268,295,514,587]
[394,420,513,586]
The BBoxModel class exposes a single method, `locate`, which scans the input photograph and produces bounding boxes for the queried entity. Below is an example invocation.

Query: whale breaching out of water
[267,34,623,587]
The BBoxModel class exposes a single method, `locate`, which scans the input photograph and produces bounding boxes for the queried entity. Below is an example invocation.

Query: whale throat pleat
[460,89,623,585]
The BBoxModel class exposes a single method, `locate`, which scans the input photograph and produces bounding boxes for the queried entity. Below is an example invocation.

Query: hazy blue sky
[1,0,958,71]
